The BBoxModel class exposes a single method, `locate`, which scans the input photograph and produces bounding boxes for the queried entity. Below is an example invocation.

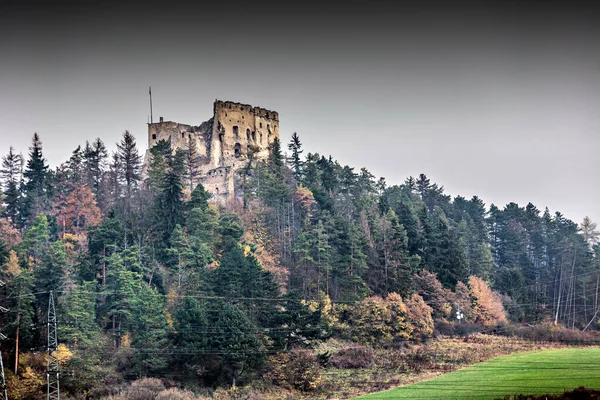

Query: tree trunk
[14,296,20,375]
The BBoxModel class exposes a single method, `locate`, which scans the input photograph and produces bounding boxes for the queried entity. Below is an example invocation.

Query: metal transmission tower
[0,348,7,400]
[47,291,59,400]
[0,278,8,400]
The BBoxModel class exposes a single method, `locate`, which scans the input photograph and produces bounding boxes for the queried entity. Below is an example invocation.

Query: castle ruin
[145,100,280,201]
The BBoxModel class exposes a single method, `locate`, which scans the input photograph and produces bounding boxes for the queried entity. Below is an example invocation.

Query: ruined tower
[145,100,280,201]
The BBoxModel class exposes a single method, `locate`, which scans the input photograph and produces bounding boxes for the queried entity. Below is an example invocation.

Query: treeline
[247,133,599,325]
[0,131,598,398]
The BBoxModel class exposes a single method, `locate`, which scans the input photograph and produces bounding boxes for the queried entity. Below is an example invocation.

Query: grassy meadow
[355,348,600,400]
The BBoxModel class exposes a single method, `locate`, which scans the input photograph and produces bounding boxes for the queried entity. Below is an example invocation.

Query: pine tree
[58,281,104,395]
[87,211,125,283]
[130,285,171,375]
[165,224,190,295]
[416,173,431,198]
[381,209,411,296]
[60,281,101,349]
[20,214,50,263]
[84,138,108,200]
[271,290,327,350]
[267,137,284,177]
[185,133,201,192]
[22,133,50,221]
[287,132,304,183]
[581,216,600,248]
[3,255,36,375]
[155,149,187,247]
[173,297,264,386]
[314,218,332,296]
[116,130,142,197]
[107,152,122,205]
[34,240,68,299]
[101,248,144,348]
[66,145,85,186]
[1,146,24,225]
[404,176,417,193]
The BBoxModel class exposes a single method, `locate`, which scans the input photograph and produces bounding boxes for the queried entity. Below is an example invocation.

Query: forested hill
[0,131,598,398]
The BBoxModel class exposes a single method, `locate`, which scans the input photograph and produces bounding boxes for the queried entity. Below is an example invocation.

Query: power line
[0,278,8,400]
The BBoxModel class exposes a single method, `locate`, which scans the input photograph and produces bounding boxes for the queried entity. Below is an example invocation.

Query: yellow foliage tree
[345,294,413,344]
[4,249,21,276]
[7,352,46,400]
[54,343,73,366]
[468,276,507,327]
[405,293,434,339]
[386,293,413,340]
[303,291,338,328]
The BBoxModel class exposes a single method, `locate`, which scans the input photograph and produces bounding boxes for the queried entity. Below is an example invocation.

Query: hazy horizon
[1,0,598,226]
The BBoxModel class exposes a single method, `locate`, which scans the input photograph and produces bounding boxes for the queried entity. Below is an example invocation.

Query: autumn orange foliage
[468,275,507,327]
[52,185,101,235]
[0,217,22,246]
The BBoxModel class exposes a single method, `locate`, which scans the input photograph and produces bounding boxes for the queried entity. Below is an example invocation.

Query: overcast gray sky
[1,0,598,225]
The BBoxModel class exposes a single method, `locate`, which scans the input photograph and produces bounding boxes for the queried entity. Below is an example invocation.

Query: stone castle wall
[145,100,279,202]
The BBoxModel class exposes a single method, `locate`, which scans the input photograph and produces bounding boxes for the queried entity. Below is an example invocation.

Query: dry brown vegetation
[318,334,567,399]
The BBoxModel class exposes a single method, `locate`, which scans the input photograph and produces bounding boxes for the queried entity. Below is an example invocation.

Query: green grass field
[356,348,600,400]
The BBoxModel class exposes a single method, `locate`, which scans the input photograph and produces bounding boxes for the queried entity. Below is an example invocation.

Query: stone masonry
[144,100,280,202]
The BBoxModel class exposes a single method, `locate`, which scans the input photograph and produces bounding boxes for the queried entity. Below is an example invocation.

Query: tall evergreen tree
[152,148,187,250]
[66,145,85,186]
[185,133,201,192]
[173,297,264,387]
[287,132,304,183]
[1,146,24,225]
[267,137,284,177]
[130,284,171,375]
[116,130,142,197]
[22,133,49,221]
[84,138,108,200]
[107,152,122,205]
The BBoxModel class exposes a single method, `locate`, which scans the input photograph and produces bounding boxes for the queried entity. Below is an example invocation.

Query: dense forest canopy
[0,131,598,398]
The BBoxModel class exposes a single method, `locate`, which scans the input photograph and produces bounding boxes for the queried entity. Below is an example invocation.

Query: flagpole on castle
[149,86,153,124]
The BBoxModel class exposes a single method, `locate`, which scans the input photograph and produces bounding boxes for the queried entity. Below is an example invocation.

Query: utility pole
[47,291,59,400]
[0,278,8,400]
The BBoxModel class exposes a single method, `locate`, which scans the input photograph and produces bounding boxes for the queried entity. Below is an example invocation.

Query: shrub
[463,333,493,344]
[404,347,435,373]
[412,270,452,320]
[266,349,322,392]
[434,319,455,336]
[156,388,197,400]
[454,322,482,336]
[329,346,374,369]
[126,378,166,400]
[341,294,413,345]
[405,293,434,339]
[501,322,600,344]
